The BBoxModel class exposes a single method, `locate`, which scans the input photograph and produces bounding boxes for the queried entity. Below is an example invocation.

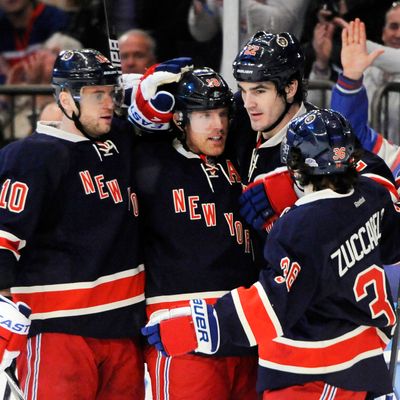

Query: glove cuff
[263,169,298,215]
[128,100,171,131]
[190,299,219,354]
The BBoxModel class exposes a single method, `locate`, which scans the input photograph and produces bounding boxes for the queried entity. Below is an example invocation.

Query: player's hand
[128,57,193,132]
[341,18,383,80]
[141,299,219,357]
[240,167,298,232]
[0,295,31,371]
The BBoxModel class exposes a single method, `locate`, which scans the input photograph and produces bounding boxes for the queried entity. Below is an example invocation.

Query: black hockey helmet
[281,109,355,175]
[232,31,304,88]
[175,67,233,113]
[52,49,123,104]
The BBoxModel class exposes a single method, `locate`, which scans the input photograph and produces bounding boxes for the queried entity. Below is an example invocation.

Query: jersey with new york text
[215,177,400,396]
[0,119,145,338]
[133,137,258,355]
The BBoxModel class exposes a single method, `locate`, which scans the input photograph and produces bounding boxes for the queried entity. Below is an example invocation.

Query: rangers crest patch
[276,36,288,47]
[304,114,316,124]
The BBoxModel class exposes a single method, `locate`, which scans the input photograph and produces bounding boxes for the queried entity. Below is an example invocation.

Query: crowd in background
[0,0,398,144]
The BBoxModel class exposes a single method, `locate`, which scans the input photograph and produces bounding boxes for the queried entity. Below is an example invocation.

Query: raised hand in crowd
[341,18,384,80]
[312,21,336,73]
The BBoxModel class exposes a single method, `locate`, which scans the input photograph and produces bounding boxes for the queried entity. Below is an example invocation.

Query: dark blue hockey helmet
[52,49,123,104]
[175,67,233,112]
[232,31,304,86]
[281,109,355,175]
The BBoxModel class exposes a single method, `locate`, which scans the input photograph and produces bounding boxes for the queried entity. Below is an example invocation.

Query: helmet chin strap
[59,101,107,142]
[261,100,292,134]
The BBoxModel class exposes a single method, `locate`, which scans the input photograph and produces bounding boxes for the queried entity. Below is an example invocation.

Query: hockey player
[228,30,309,184]
[128,30,309,185]
[330,18,400,187]
[0,49,146,399]
[142,109,400,399]
[127,32,397,235]
[133,67,259,400]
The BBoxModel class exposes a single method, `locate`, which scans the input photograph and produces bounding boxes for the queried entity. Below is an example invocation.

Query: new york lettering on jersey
[0,123,145,338]
[133,138,257,336]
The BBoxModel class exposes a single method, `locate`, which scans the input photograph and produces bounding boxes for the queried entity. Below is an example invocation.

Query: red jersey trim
[11,265,145,319]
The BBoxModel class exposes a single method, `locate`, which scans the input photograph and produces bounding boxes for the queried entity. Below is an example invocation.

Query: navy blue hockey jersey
[0,120,145,338]
[132,138,258,344]
[215,177,400,396]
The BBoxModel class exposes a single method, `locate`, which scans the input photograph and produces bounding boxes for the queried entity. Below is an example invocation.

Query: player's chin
[98,118,113,133]
[206,142,225,157]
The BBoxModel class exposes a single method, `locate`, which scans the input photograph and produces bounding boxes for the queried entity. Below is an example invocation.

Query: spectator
[0,0,70,84]
[311,2,400,143]
[112,0,138,36]
[119,29,156,74]
[1,33,82,139]
[188,0,312,80]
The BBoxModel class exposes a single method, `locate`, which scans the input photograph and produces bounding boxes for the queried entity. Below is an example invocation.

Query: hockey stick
[102,0,121,75]
[3,368,24,400]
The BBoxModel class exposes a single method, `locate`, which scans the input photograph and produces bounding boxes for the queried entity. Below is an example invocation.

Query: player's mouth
[249,112,263,120]
[208,135,224,142]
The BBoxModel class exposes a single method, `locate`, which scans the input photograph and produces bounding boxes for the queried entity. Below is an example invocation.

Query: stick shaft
[102,0,121,74]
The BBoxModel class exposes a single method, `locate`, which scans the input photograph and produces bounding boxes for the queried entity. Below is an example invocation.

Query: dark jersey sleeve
[0,136,67,288]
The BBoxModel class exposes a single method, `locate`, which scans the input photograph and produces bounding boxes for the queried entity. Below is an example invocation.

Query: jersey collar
[256,102,307,149]
[295,188,355,206]
[36,121,90,143]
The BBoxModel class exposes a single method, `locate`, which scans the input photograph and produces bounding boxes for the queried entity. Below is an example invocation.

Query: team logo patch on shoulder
[304,114,316,124]
[276,36,288,47]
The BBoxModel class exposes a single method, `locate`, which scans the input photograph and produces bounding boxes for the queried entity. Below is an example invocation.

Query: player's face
[382,7,400,48]
[238,81,287,133]
[79,85,116,136]
[119,35,155,74]
[185,107,229,156]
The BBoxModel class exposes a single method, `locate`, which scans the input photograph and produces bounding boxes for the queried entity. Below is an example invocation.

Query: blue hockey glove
[128,57,193,132]
[0,295,31,371]
[141,299,220,357]
[240,180,274,231]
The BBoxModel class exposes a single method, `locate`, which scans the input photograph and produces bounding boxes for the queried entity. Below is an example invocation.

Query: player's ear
[59,90,79,116]
[173,111,185,132]
[285,79,298,103]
